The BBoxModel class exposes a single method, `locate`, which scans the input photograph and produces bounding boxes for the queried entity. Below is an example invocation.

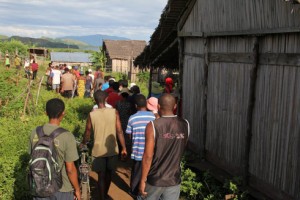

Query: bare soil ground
[89,159,134,200]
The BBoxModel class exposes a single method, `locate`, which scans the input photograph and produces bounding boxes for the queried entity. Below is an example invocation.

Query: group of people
[29,63,190,200]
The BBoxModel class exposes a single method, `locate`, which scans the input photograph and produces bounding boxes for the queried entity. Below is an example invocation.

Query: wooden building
[103,40,146,82]
[135,0,300,199]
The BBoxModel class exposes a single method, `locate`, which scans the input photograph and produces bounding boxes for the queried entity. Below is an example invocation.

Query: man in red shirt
[107,82,123,108]
[31,60,39,80]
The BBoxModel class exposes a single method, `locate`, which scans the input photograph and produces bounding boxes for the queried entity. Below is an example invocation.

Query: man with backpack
[28,98,81,200]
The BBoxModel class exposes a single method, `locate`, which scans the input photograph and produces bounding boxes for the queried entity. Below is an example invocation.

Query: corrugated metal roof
[50,52,93,63]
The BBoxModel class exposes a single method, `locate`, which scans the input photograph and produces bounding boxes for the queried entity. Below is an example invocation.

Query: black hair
[85,70,89,76]
[135,94,147,108]
[46,98,65,119]
[130,85,140,94]
[109,80,115,87]
[119,79,128,87]
[112,82,119,91]
[94,90,108,104]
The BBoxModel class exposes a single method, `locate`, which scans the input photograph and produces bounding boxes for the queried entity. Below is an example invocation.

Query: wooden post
[244,36,259,186]
[203,38,209,158]
[178,37,184,117]
[148,66,153,98]
[36,76,44,106]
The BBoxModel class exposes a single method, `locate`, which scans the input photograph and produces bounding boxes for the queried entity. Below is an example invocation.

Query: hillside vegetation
[0,63,93,199]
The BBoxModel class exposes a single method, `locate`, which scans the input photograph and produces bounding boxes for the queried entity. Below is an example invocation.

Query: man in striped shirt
[126,94,155,197]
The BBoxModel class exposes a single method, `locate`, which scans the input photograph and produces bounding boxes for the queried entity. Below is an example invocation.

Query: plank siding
[249,34,300,198]
[183,38,206,156]
[182,0,300,34]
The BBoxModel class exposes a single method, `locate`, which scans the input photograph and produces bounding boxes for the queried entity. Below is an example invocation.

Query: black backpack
[28,126,66,197]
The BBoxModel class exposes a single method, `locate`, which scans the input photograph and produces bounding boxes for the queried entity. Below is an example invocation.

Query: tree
[90,47,107,71]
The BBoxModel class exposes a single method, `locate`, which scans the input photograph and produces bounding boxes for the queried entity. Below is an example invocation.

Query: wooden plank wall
[182,34,300,199]
[182,0,300,34]
[249,34,300,199]
[182,38,206,156]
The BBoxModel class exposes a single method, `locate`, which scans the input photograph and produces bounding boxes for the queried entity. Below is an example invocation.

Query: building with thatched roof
[103,40,146,82]
[135,0,300,199]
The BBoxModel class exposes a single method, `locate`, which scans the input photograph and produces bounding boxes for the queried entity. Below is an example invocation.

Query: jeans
[137,183,181,200]
[33,191,73,200]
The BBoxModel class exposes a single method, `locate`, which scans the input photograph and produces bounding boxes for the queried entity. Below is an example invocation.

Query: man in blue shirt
[126,94,155,197]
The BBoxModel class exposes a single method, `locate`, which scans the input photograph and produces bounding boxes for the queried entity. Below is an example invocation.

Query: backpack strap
[49,127,67,139]
[36,126,45,138]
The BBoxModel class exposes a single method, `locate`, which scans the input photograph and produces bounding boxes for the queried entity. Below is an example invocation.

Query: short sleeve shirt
[51,69,62,84]
[29,123,79,192]
[126,111,155,161]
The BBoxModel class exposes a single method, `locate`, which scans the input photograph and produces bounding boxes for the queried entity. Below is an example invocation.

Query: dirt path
[89,159,134,200]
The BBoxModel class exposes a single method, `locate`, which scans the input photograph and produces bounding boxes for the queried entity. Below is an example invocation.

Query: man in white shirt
[51,66,62,93]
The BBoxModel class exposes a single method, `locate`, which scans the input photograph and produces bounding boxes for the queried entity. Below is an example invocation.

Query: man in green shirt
[29,98,81,200]
[5,54,10,69]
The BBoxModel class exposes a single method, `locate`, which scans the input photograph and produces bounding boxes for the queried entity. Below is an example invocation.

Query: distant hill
[5,36,79,49]
[58,34,129,47]
[0,35,8,39]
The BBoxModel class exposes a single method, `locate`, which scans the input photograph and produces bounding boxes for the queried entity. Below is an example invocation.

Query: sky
[0,0,168,41]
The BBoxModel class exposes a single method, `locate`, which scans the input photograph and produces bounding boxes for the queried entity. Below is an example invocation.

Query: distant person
[81,90,127,200]
[93,72,104,93]
[61,68,76,98]
[84,70,93,98]
[126,94,155,197]
[14,54,21,71]
[119,79,130,94]
[28,98,81,200]
[31,60,39,80]
[101,75,111,91]
[150,82,162,98]
[51,66,62,93]
[164,77,173,94]
[5,54,10,69]
[147,97,159,119]
[128,85,141,114]
[139,94,190,200]
[107,82,123,108]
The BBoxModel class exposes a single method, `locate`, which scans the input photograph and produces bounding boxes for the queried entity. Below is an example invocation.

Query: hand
[74,189,81,200]
[139,181,147,198]
[121,149,127,160]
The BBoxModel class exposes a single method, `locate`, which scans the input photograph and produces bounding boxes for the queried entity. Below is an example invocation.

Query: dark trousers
[131,160,142,195]
[32,70,37,80]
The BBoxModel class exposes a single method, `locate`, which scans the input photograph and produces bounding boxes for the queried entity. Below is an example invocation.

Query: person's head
[112,82,119,92]
[130,85,140,94]
[88,69,92,74]
[64,67,69,73]
[120,92,129,99]
[94,90,108,105]
[15,55,18,58]
[33,60,36,63]
[147,97,158,113]
[158,94,176,114]
[85,70,89,76]
[109,80,115,87]
[119,80,128,88]
[104,75,111,82]
[135,94,147,109]
[46,98,65,119]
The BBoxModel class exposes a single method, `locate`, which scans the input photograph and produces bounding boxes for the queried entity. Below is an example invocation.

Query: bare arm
[139,122,155,197]
[116,110,127,158]
[65,161,81,200]
[82,114,92,144]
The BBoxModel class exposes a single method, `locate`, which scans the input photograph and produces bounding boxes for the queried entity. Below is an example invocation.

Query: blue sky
[0,0,168,41]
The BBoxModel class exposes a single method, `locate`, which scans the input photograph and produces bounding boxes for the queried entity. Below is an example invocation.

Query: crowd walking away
[25,59,188,200]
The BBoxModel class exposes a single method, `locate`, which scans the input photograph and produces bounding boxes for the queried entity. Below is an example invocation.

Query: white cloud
[0,0,168,40]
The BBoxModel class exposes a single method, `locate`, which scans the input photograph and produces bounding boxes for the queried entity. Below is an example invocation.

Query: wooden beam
[150,38,178,66]
[178,27,300,38]
[184,52,300,66]
[178,0,198,30]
